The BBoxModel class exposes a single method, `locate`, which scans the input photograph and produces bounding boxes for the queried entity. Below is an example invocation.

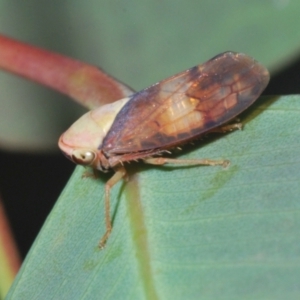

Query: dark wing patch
[102,52,269,156]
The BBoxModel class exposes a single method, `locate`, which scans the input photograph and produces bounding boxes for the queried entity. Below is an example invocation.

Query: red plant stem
[0,34,133,110]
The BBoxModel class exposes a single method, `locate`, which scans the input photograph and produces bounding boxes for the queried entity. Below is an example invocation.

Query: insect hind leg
[143,157,229,168]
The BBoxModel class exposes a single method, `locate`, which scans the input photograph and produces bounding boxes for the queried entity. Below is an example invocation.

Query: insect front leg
[82,168,99,179]
[143,157,229,168]
[99,166,127,249]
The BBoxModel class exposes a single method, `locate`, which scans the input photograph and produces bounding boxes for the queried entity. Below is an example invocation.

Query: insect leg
[143,157,229,168]
[82,168,99,179]
[210,122,242,133]
[99,166,127,249]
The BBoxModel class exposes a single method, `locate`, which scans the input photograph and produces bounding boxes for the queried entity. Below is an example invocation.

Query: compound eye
[71,149,96,166]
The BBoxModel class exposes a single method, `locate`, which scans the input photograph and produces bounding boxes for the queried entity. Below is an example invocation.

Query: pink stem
[0,34,133,110]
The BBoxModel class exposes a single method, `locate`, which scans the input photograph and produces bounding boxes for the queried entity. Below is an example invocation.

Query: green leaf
[7,95,300,299]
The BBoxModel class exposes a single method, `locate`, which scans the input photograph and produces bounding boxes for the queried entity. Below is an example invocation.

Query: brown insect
[59,52,270,248]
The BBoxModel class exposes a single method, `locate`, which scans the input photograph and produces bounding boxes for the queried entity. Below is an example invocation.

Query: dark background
[1,56,300,259]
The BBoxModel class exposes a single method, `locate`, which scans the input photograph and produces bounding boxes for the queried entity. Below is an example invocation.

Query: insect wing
[102,52,269,155]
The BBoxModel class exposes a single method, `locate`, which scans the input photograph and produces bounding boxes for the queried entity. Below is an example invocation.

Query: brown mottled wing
[102,52,269,155]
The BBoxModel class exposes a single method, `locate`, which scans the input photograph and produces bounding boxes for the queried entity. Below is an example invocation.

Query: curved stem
[0,34,133,110]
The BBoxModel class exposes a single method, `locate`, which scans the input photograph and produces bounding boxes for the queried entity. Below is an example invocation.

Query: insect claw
[98,242,105,250]
[82,170,98,179]
[231,123,243,131]
[222,160,230,168]
[98,229,111,249]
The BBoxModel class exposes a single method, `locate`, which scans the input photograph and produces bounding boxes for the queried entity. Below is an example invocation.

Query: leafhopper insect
[59,52,270,248]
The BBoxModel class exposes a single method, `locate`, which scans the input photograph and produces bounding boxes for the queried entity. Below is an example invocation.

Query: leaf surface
[7,95,300,299]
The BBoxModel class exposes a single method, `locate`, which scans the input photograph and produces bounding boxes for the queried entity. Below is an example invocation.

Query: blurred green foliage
[1,1,300,299]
